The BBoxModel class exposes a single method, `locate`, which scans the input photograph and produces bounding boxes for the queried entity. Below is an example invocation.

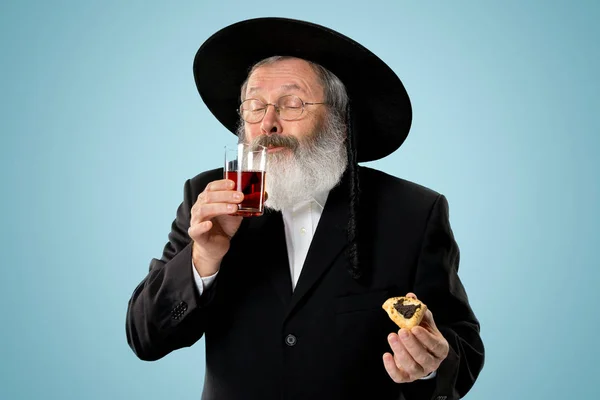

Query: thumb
[420,309,440,333]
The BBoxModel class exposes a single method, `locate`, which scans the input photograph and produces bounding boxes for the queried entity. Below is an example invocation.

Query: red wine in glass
[226,170,266,216]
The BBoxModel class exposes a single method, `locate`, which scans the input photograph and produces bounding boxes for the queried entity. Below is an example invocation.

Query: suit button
[171,301,188,320]
[285,334,297,346]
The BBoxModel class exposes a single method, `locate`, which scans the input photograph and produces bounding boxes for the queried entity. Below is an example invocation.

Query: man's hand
[188,179,244,276]
[383,293,449,383]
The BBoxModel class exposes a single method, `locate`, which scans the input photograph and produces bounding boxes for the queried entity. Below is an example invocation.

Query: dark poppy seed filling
[394,302,421,319]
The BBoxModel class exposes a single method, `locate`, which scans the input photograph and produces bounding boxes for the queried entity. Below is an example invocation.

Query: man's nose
[260,105,282,135]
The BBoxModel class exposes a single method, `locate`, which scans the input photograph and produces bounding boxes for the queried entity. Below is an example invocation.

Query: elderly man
[126,18,484,400]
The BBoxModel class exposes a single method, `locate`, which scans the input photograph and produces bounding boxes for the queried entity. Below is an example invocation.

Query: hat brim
[193,17,412,162]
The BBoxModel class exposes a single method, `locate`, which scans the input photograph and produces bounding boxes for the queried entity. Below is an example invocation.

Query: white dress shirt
[192,190,328,294]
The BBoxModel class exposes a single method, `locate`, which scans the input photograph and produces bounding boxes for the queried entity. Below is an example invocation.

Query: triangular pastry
[382,296,427,329]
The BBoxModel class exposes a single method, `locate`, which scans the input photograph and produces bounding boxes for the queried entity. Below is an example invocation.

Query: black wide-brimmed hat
[193,17,412,162]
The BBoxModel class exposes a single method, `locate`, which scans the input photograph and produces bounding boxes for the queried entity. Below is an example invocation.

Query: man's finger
[405,292,417,300]
[383,353,409,383]
[205,179,235,192]
[412,326,449,360]
[388,332,423,378]
[188,221,212,238]
[195,203,239,222]
[401,328,437,372]
[420,309,439,332]
[202,190,244,205]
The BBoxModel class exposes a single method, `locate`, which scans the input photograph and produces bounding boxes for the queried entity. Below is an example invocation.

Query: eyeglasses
[238,94,327,123]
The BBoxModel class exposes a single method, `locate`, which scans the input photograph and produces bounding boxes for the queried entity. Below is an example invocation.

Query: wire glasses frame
[238,94,327,123]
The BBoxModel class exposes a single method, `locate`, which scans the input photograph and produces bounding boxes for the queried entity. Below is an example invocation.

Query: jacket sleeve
[403,194,485,400]
[125,177,216,361]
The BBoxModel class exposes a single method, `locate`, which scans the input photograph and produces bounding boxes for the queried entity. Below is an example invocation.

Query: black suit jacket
[126,166,484,400]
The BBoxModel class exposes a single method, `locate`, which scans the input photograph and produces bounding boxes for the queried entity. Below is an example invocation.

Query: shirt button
[300,227,306,235]
[285,334,297,346]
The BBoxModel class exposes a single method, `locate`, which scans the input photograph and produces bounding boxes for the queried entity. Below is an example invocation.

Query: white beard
[241,113,348,211]
[264,150,345,210]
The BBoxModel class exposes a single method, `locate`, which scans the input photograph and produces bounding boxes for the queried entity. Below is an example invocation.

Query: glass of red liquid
[224,143,267,217]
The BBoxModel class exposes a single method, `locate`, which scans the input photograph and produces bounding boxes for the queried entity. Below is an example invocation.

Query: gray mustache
[251,135,300,151]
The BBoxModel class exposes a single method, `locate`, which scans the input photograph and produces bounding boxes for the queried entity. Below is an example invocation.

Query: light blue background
[1,1,598,399]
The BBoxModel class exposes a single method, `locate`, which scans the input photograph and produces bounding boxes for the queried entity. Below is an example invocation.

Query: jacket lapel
[244,210,293,306]
[285,173,350,319]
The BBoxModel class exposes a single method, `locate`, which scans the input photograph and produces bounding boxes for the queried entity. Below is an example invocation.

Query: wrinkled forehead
[244,57,324,98]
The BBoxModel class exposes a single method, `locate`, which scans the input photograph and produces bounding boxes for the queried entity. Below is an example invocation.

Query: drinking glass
[224,143,267,217]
